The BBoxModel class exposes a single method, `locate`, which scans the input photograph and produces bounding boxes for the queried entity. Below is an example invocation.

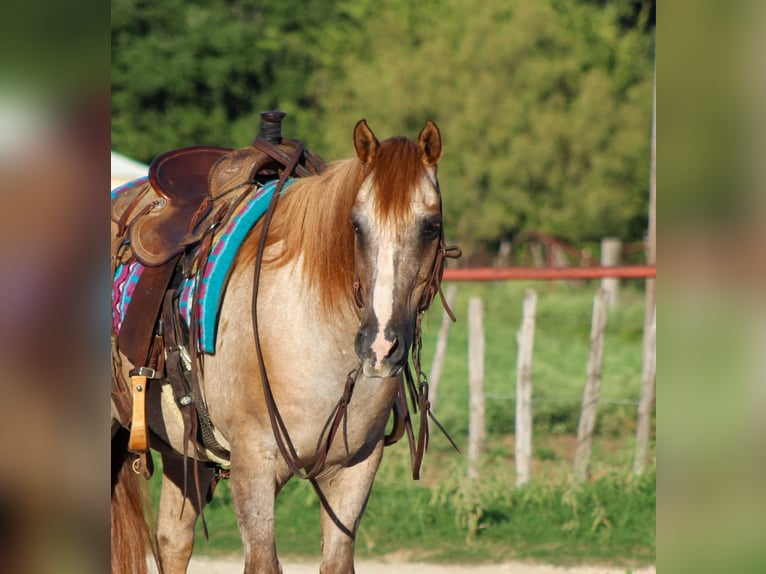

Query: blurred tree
[111,0,654,253]
[306,0,654,254]
[111,0,342,161]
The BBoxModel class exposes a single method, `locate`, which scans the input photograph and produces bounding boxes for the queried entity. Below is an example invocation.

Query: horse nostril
[385,336,399,359]
[384,336,402,361]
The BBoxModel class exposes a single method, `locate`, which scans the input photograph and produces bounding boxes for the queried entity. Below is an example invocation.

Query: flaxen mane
[237,136,429,316]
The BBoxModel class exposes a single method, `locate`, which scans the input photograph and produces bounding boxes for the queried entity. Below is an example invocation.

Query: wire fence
[429,264,656,482]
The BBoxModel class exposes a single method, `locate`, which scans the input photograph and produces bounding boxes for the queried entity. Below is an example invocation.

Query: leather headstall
[350,220,462,479]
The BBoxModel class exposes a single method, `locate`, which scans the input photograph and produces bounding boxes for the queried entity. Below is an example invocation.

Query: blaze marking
[371,230,395,370]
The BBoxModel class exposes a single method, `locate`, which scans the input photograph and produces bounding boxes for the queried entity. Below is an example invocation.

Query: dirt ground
[176,555,657,574]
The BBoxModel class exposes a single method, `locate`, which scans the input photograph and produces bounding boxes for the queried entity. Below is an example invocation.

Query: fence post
[633,305,656,475]
[573,289,608,482]
[635,71,657,476]
[600,238,622,309]
[428,284,458,413]
[515,289,537,487]
[467,297,485,480]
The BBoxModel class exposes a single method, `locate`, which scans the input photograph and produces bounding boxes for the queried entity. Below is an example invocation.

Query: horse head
[350,119,445,378]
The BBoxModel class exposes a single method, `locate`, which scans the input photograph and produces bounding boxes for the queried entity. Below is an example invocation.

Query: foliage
[310,0,654,250]
[111,0,654,254]
[111,0,340,156]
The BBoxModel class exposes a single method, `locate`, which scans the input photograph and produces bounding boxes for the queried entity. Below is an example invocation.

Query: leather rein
[252,148,461,481]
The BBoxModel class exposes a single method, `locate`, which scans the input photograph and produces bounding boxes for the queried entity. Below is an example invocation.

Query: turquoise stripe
[199,178,292,352]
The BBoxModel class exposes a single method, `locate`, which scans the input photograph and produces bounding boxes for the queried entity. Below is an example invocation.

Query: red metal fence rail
[442,266,656,281]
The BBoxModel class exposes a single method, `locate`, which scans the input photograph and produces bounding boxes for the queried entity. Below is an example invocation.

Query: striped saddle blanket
[112,177,293,353]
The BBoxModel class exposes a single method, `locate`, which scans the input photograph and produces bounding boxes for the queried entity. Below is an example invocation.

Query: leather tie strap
[128,366,157,452]
[251,137,325,178]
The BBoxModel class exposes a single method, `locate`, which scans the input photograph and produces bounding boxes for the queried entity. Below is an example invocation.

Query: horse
[111,118,454,574]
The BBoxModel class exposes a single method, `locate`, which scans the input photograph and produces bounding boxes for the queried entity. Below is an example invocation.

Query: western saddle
[111,111,324,463]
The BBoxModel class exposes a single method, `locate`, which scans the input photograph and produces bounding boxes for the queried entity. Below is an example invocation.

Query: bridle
[252,147,461,482]
[349,194,464,479]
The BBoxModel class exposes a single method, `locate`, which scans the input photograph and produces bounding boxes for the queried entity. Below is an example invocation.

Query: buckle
[129,366,158,379]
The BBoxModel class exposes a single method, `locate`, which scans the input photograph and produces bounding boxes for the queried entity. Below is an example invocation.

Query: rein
[250,141,360,480]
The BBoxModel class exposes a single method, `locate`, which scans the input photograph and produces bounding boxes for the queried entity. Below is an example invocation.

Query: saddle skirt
[112,177,294,353]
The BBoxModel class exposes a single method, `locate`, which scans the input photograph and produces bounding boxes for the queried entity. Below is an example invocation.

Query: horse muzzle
[354,323,409,379]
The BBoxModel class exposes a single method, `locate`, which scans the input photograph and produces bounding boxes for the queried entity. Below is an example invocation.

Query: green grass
[149,280,655,566]
[186,453,655,567]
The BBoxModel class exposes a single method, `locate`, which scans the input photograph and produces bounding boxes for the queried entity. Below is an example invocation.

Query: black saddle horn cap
[258,111,286,144]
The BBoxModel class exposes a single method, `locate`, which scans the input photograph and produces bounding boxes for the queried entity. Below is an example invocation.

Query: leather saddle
[113,137,323,267]
[111,113,324,369]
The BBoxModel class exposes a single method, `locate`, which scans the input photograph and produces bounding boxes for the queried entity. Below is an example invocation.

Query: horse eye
[351,220,362,235]
[421,220,441,240]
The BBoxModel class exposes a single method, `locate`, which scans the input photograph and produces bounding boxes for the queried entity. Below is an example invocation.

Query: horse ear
[418,119,443,166]
[354,119,379,164]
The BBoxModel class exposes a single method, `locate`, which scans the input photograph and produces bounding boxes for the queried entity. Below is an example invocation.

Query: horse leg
[229,451,283,574]
[155,454,216,574]
[314,441,385,574]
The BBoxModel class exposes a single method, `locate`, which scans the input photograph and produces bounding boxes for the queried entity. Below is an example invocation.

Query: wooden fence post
[600,238,622,309]
[633,305,656,475]
[635,70,657,476]
[515,289,537,487]
[573,289,608,482]
[467,297,485,480]
[428,284,458,413]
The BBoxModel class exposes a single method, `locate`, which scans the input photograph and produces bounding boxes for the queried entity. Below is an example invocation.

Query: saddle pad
[112,178,294,353]
[111,176,148,201]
